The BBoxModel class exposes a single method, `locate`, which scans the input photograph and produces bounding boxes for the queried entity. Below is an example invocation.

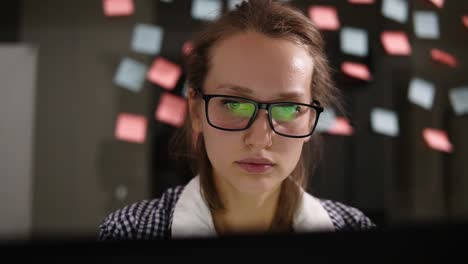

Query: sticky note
[428,0,444,8]
[103,0,134,16]
[463,15,468,28]
[228,0,244,11]
[182,40,194,56]
[448,86,468,115]
[422,128,453,153]
[147,57,182,90]
[131,24,164,55]
[182,81,189,98]
[115,113,147,144]
[408,78,435,110]
[327,117,354,136]
[413,11,439,39]
[113,57,148,92]
[155,93,188,127]
[382,0,408,23]
[191,0,222,21]
[340,27,368,57]
[370,108,399,137]
[341,62,372,81]
[381,31,411,56]
[348,0,374,4]
[316,107,337,132]
[308,6,340,31]
[431,48,458,68]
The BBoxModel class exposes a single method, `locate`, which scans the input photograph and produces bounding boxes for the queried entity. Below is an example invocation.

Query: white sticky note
[114,57,148,92]
[382,0,408,23]
[449,86,468,115]
[228,0,244,11]
[340,27,368,57]
[371,108,399,137]
[131,24,164,55]
[191,0,222,21]
[316,108,337,132]
[408,78,435,110]
[413,11,439,39]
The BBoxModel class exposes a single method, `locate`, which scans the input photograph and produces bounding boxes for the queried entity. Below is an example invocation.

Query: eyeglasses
[197,91,324,138]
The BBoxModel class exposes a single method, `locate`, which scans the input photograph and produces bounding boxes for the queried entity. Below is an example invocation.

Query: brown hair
[171,0,343,233]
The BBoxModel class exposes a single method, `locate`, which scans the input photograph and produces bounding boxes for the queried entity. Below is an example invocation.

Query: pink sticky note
[381,31,412,56]
[341,62,372,81]
[463,15,468,28]
[308,6,340,31]
[115,113,147,144]
[427,0,444,8]
[155,93,187,127]
[431,48,458,68]
[182,40,194,56]
[147,57,182,90]
[103,0,134,17]
[348,0,374,4]
[422,128,453,153]
[327,117,354,136]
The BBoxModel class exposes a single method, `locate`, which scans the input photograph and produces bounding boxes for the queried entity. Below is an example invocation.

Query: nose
[243,109,273,150]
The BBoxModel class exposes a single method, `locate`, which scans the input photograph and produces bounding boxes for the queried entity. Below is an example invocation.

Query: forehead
[204,31,314,102]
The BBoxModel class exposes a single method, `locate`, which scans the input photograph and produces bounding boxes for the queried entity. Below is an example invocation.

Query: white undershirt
[171,175,335,238]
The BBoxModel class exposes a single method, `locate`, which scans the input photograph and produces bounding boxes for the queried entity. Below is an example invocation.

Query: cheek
[275,138,304,167]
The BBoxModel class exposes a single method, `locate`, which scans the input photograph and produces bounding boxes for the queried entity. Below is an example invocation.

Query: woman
[98,0,375,240]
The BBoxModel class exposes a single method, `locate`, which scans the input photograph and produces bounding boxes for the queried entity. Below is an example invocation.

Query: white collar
[171,175,335,238]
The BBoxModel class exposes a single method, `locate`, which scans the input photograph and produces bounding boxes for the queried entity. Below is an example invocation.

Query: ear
[188,88,202,133]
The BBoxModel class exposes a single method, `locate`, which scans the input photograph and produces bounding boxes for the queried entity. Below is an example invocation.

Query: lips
[235,157,275,173]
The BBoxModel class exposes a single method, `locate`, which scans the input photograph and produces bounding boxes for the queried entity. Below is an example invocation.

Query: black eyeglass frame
[196,90,324,138]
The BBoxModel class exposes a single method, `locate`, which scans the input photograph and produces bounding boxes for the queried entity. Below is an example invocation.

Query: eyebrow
[216,84,305,100]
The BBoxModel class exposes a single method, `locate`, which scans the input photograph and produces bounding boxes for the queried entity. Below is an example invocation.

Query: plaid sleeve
[320,199,377,231]
[98,186,184,240]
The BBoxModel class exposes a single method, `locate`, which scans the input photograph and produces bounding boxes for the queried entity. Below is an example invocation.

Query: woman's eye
[272,104,300,121]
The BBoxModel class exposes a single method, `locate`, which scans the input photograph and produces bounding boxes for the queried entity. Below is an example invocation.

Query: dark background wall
[1,0,467,238]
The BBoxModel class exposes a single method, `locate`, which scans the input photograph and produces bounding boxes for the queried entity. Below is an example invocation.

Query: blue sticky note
[228,0,243,11]
[131,24,164,55]
[191,0,222,21]
[413,11,439,39]
[370,108,399,137]
[316,107,336,132]
[449,86,468,115]
[382,0,408,23]
[408,78,435,110]
[340,27,368,57]
[114,57,148,92]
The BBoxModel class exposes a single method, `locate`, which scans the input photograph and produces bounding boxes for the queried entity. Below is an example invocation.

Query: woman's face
[191,31,314,196]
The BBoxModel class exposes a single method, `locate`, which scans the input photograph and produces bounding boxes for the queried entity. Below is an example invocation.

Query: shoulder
[319,199,377,231]
[98,185,185,240]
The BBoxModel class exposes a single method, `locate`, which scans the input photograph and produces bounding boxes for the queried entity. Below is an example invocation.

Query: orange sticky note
[147,57,182,90]
[308,6,340,31]
[103,0,134,16]
[182,40,194,56]
[422,128,453,153]
[327,117,354,136]
[341,62,372,81]
[431,48,458,68]
[428,0,444,8]
[155,93,187,127]
[463,15,468,28]
[348,0,374,4]
[381,31,412,56]
[115,113,147,144]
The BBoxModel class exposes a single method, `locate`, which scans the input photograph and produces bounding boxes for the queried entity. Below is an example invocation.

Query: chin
[232,173,282,195]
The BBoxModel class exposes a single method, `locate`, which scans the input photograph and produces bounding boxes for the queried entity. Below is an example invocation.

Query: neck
[211,175,282,235]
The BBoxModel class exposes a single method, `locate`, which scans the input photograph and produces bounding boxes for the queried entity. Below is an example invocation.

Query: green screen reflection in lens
[271,105,298,121]
[225,101,255,118]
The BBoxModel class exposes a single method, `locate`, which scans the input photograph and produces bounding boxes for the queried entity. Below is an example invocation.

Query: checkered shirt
[98,186,376,240]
